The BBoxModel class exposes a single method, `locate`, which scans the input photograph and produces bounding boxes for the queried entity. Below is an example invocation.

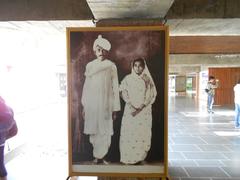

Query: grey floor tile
[181,178,211,180]
[224,144,240,152]
[169,145,173,152]
[226,137,240,145]
[222,152,240,160]
[169,152,186,160]
[169,178,180,180]
[199,136,230,145]
[169,129,183,134]
[197,145,230,152]
[169,137,174,144]
[220,160,240,167]
[169,160,197,167]
[181,129,210,135]
[183,152,227,160]
[212,178,240,180]
[173,137,207,145]
[171,145,201,152]
[170,133,194,137]
[168,167,189,178]
[184,167,229,178]
[221,167,240,177]
[195,160,224,166]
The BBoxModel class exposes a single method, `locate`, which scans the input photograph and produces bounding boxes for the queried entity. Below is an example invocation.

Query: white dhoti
[90,134,111,159]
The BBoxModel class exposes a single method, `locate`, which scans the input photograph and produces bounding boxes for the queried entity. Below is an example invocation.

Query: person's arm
[81,65,88,107]
[212,79,219,88]
[111,65,121,112]
[82,108,85,119]
[85,61,111,77]
[120,76,138,112]
[120,77,130,103]
[142,75,157,107]
[0,103,14,122]
[206,82,211,92]
[81,64,90,120]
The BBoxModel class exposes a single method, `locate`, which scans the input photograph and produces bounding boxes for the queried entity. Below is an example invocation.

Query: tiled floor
[168,94,240,180]
[4,94,240,180]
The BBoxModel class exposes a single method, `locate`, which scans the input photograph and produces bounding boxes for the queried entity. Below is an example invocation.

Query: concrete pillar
[195,73,200,99]
[199,70,208,101]
[95,18,163,27]
[192,76,196,91]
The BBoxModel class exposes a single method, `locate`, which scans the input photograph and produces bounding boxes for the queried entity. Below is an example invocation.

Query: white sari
[119,61,157,164]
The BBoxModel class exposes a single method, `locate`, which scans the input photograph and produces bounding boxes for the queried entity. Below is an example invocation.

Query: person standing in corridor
[206,76,219,113]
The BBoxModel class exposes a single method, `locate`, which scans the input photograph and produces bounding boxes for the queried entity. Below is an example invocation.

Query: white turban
[93,35,111,51]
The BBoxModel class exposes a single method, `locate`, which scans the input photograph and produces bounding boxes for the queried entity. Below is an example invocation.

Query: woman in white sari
[119,57,157,165]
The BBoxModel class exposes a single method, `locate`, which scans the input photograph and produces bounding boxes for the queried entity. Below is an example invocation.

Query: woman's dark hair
[133,58,145,69]
[209,75,215,81]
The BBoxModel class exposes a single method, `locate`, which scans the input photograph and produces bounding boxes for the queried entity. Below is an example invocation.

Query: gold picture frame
[67,26,169,178]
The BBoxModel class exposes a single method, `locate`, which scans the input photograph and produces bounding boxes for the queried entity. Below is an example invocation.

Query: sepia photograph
[67,26,169,177]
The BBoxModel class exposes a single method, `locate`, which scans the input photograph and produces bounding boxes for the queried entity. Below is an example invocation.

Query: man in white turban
[81,35,120,164]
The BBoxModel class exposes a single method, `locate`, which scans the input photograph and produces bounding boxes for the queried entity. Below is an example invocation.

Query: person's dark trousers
[0,145,7,177]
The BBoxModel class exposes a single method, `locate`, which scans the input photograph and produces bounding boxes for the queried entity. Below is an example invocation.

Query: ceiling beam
[1,0,240,21]
[167,0,240,19]
[0,0,92,21]
[170,36,240,54]
[86,0,174,20]
[95,19,163,27]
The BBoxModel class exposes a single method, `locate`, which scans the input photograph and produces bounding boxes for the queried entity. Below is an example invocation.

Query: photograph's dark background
[69,29,166,163]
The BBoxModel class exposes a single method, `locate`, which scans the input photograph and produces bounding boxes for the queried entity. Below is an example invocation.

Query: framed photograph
[67,26,169,177]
